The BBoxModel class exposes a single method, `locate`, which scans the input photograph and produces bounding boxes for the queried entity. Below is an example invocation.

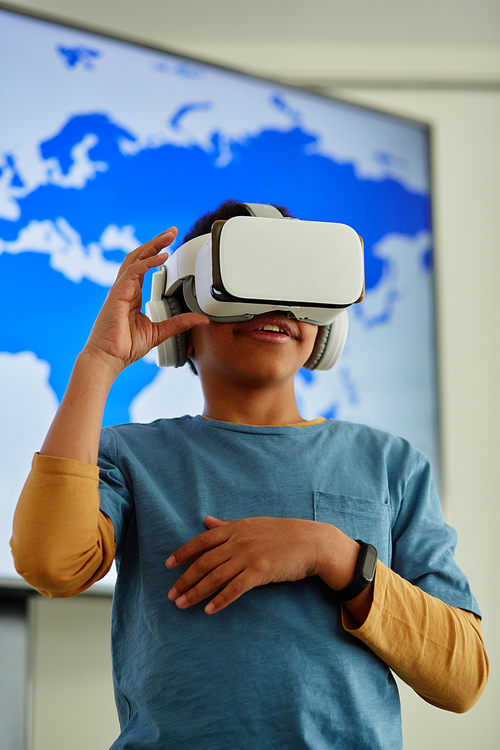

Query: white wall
[28,596,118,749]
[4,1,499,748]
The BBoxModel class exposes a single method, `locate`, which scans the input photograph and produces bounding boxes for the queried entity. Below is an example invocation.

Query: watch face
[361,545,378,581]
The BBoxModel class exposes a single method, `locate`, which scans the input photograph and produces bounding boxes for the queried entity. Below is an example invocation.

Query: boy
[11,201,488,749]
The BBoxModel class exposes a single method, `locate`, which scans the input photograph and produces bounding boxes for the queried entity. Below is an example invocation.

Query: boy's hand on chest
[166,515,360,615]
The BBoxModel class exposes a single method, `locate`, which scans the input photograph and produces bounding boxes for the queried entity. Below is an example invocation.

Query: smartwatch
[336,540,378,602]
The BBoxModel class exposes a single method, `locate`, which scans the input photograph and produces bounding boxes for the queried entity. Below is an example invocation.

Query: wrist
[316,524,361,591]
[78,344,124,384]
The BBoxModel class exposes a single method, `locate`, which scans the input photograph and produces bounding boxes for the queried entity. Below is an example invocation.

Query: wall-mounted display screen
[0,5,437,591]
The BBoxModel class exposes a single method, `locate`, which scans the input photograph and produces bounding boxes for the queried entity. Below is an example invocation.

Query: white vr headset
[147,203,364,370]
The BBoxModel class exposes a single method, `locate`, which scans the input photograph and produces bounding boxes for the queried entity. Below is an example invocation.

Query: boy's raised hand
[84,227,208,376]
[39,227,209,466]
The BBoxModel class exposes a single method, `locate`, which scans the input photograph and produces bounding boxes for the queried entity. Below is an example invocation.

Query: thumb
[152,312,209,347]
[204,515,232,528]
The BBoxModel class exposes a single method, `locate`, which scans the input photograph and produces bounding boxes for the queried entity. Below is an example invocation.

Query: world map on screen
[0,11,436,584]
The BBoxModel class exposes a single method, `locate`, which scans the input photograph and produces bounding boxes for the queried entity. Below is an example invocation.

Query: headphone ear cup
[146,295,187,368]
[304,311,349,371]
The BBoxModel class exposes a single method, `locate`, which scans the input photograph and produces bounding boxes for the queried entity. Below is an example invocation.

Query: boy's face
[188,312,318,387]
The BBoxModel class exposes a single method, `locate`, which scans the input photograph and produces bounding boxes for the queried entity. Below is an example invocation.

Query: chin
[237,359,303,386]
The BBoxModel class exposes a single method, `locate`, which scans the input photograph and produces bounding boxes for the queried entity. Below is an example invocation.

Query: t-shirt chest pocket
[313,492,392,567]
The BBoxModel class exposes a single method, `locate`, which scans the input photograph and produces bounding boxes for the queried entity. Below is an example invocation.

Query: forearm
[40,347,119,465]
[342,562,489,713]
[11,454,116,597]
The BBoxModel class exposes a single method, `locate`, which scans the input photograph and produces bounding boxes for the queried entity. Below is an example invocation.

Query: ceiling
[4,0,500,47]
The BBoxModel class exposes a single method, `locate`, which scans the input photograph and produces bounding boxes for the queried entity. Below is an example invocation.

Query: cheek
[187,323,230,361]
[303,323,319,349]
[300,325,321,367]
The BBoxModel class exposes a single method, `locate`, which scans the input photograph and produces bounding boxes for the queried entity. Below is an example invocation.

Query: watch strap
[336,540,378,602]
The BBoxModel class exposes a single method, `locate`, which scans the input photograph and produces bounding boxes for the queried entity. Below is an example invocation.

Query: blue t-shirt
[98,416,479,750]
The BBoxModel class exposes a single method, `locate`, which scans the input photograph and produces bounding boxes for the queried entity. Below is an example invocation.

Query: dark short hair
[183,200,293,375]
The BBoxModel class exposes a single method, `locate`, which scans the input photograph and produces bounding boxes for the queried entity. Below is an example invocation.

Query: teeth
[260,325,283,333]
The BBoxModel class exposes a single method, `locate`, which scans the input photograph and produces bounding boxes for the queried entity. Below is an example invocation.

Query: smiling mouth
[236,313,300,341]
[255,325,288,334]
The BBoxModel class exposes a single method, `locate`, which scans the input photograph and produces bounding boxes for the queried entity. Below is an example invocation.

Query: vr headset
[147,203,364,370]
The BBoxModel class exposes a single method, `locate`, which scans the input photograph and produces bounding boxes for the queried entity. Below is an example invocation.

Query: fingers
[123,250,169,285]
[139,227,178,257]
[166,525,239,612]
[115,227,177,282]
[173,561,254,615]
[168,552,254,615]
[204,515,232,529]
[204,572,252,614]
[166,525,229,569]
[166,520,266,615]
[168,554,241,607]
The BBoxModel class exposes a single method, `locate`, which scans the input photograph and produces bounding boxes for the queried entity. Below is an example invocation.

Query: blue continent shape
[2,154,25,188]
[270,95,301,126]
[0,113,431,424]
[40,114,135,176]
[170,103,212,130]
[57,45,101,70]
